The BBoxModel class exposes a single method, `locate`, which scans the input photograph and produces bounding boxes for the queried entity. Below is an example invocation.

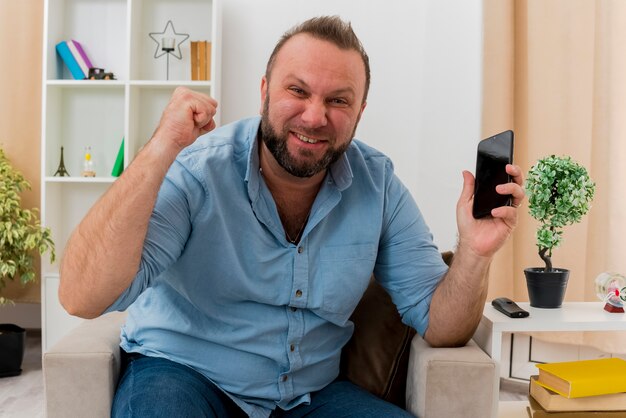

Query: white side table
[473,301,626,418]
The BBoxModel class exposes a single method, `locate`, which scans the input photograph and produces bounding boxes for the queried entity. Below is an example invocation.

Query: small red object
[604,302,625,313]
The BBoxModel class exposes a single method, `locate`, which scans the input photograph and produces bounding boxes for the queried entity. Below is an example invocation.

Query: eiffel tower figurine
[53,146,70,177]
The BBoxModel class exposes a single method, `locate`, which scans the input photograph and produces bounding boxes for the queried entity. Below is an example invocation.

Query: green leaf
[0,147,56,304]
[525,155,595,258]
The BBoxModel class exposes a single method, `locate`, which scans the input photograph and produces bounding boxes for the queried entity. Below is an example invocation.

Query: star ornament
[149,20,189,60]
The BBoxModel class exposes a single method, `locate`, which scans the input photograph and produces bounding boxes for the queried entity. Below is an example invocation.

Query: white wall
[220,0,483,251]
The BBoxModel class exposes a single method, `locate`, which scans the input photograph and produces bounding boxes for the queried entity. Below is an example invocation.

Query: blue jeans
[112,351,415,418]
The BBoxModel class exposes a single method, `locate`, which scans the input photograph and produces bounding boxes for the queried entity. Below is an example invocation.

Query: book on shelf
[530,376,626,412]
[55,41,85,80]
[204,41,212,80]
[111,137,124,177]
[536,358,626,398]
[190,41,212,81]
[527,396,626,417]
[199,41,207,81]
[66,40,93,77]
[191,41,199,80]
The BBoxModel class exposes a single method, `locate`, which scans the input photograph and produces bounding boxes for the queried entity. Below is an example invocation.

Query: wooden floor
[0,332,527,417]
[500,378,528,401]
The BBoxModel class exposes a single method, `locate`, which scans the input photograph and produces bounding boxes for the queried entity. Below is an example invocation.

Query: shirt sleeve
[373,160,448,336]
[105,160,204,312]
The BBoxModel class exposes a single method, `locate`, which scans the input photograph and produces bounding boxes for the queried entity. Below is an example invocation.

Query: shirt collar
[328,152,353,191]
[244,118,262,200]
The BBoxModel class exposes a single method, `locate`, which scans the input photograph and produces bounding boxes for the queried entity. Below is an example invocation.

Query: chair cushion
[340,251,453,408]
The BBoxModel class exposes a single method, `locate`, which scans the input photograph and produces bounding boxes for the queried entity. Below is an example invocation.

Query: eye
[329,97,349,106]
[288,86,306,96]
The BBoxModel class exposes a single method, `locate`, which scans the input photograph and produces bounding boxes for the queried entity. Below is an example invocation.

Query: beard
[260,95,356,178]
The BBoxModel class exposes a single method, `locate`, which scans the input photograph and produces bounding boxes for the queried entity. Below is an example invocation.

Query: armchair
[44,253,496,418]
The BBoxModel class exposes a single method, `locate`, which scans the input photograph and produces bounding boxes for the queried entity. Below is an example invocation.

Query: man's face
[260,34,367,178]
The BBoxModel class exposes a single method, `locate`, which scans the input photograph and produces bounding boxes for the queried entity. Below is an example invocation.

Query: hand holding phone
[472,130,514,219]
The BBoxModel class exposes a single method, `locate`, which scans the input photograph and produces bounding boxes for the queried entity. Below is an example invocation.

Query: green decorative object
[111,137,124,177]
[525,155,596,272]
[0,148,55,305]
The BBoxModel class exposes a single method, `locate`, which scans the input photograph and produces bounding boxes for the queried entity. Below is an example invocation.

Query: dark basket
[0,324,26,377]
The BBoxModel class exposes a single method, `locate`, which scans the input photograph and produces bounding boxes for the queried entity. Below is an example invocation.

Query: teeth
[296,133,319,144]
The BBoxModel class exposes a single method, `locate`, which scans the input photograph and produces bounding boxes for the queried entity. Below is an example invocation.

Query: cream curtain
[484,0,626,353]
[0,0,44,303]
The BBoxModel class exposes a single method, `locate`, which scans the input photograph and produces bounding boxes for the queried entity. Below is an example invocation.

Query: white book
[66,40,88,78]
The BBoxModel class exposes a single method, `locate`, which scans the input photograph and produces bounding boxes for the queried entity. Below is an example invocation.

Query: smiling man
[257,31,368,247]
[59,16,525,418]
[260,33,367,178]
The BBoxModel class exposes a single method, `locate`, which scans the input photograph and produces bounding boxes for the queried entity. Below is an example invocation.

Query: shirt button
[297,247,304,254]
[282,375,289,382]
[290,344,295,352]
[295,290,303,298]
[290,307,297,312]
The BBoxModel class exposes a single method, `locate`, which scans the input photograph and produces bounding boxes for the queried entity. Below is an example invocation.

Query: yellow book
[530,376,626,411]
[528,396,626,417]
[205,41,212,81]
[198,41,207,81]
[190,41,199,80]
[536,358,626,399]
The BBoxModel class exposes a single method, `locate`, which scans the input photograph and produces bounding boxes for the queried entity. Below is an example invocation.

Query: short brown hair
[265,16,371,103]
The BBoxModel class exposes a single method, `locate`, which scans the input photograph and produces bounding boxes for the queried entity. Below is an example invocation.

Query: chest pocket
[319,243,377,323]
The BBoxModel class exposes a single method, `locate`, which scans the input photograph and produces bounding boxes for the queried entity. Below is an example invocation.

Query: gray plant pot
[0,324,26,377]
[524,267,570,308]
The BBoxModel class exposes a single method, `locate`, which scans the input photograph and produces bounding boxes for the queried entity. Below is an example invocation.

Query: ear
[359,101,367,115]
[259,76,268,114]
[356,101,367,124]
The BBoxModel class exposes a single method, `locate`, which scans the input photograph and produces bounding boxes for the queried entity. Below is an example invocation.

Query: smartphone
[472,130,514,219]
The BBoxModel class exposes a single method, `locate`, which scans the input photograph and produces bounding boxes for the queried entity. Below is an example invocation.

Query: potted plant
[524,155,595,308]
[0,148,55,376]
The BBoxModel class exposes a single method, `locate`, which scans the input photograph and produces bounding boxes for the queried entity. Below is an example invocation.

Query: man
[60,16,524,418]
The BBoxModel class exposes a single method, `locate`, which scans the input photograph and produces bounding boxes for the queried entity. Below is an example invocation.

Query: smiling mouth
[295,133,321,144]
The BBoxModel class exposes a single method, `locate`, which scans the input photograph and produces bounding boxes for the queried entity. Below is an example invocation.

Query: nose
[301,99,327,128]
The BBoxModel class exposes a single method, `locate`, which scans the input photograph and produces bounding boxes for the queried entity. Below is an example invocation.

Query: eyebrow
[286,75,357,97]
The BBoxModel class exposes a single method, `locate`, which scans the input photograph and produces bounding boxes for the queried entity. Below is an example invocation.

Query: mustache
[288,125,333,140]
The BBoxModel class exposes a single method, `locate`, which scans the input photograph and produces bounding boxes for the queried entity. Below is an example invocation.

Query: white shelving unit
[40,0,221,351]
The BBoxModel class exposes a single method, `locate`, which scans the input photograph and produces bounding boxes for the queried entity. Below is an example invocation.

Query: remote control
[491,297,529,318]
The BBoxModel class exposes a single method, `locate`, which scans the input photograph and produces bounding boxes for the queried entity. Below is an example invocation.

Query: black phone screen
[472,130,514,219]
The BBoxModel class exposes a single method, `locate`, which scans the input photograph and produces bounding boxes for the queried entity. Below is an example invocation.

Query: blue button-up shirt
[107,117,447,417]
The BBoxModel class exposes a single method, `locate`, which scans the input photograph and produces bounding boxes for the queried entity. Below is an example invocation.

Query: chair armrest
[406,334,496,418]
[43,311,127,418]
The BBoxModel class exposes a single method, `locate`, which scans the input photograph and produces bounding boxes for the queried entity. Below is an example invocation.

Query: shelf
[46,0,128,81]
[41,0,221,352]
[44,86,125,177]
[45,176,117,183]
[129,80,212,88]
[45,80,211,88]
[46,80,125,87]
[129,0,215,81]
[127,83,212,158]
[42,181,114,271]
